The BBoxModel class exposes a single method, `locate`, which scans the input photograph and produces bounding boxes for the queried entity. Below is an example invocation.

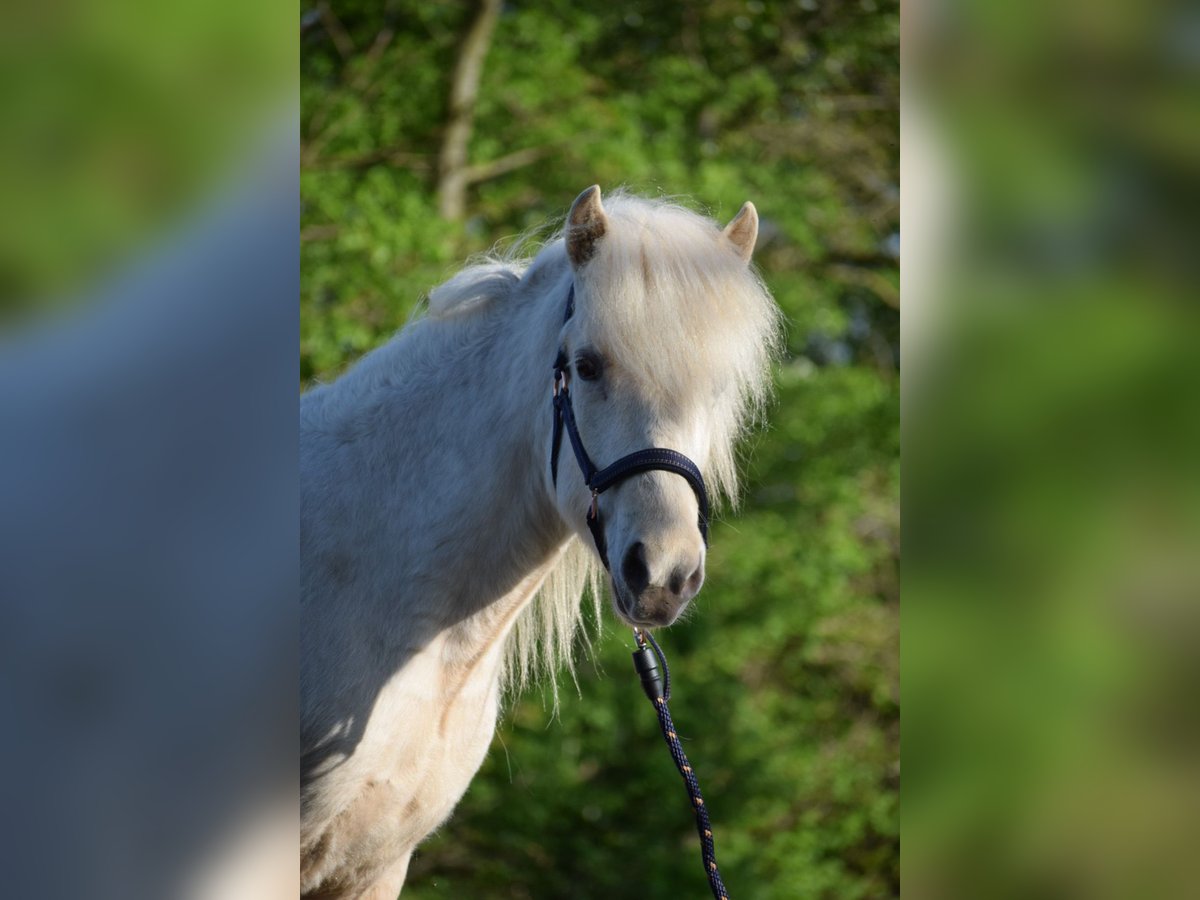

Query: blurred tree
[436,0,503,220]
[302,1,898,897]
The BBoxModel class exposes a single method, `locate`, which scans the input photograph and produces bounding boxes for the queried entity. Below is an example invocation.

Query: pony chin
[608,578,688,628]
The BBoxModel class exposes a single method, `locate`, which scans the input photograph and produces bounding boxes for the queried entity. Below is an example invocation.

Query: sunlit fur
[300,191,780,898]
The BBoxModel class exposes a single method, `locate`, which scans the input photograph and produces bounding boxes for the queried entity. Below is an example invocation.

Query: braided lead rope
[632,629,730,900]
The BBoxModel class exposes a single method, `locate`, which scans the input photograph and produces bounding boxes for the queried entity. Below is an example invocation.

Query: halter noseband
[550,284,710,570]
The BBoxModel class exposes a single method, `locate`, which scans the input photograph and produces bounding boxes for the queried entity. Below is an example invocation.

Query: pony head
[551,185,781,628]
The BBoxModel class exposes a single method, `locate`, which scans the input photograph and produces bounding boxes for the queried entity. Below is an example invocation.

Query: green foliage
[303,0,897,895]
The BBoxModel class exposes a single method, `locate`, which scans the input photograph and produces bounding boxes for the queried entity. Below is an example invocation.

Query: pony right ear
[566,185,608,268]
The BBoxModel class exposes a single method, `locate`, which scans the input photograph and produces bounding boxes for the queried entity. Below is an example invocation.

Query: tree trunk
[437,0,502,221]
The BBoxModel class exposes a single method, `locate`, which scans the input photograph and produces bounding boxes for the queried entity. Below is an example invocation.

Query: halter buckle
[588,488,599,519]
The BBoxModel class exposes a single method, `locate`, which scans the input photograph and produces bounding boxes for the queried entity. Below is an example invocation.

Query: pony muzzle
[611,537,705,627]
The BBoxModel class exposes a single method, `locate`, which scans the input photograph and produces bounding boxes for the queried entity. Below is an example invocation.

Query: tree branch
[462,145,554,186]
[437,0,502,220]
[309,144,431,174]
[828,264,900,310]
[301,225,340,243]
[316,2,354,60]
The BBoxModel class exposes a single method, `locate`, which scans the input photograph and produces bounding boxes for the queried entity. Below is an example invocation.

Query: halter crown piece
[549,284,710,570]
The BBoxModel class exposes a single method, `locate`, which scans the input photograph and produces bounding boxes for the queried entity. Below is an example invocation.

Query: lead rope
[631,628,730,900]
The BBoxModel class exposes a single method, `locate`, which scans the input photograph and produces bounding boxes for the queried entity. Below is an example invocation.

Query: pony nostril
[668,569,684,596]
[668,561,703,600]
[621,542,650,595]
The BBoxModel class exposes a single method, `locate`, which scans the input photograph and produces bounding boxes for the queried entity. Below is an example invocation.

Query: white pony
[300,186,780,898]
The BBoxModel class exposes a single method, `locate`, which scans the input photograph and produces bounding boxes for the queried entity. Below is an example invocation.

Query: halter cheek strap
[550,284,710,570]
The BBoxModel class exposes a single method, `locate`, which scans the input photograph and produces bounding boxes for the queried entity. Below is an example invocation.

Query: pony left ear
[566,185,609,268]
[723,201,759,263]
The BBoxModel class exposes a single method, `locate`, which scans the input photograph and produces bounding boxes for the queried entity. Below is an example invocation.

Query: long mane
[422,192,783,704]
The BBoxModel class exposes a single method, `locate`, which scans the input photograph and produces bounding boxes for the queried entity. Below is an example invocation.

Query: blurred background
[0,0,293,315]
[302,1,899,898]
[904,0,1200,898]
[1,2,298,898]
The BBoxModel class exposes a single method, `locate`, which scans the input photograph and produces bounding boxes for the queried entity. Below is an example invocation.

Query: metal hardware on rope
[631,628,731,900]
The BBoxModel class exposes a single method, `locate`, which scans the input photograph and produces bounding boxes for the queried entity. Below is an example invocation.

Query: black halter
[550,284,710,570]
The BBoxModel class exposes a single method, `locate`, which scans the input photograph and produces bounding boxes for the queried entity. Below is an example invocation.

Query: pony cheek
[550,476,593,537]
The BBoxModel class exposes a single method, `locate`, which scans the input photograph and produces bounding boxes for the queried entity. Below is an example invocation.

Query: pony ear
[566,185,608,268]
[723,201,759,263]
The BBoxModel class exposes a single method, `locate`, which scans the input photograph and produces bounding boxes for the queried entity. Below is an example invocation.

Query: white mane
[415,192,783,703]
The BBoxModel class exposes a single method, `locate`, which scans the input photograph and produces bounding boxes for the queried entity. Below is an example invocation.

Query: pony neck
[389,261,573,643]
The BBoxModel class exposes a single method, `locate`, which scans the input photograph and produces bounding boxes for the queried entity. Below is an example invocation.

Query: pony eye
[574,354,602,381]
